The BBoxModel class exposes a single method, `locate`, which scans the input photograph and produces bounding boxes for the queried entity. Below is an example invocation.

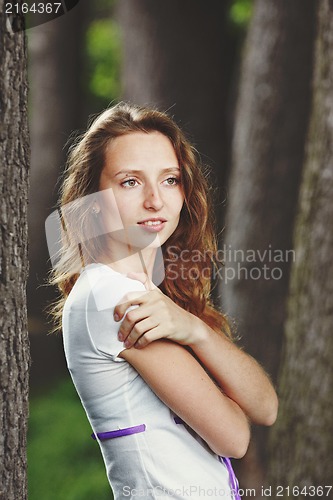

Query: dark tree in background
[116,0,237,221]
[220,0,316,490]
[27,2,89,386]
[268,0,333,491]
[0,3,30,498]
[28,3,87,323]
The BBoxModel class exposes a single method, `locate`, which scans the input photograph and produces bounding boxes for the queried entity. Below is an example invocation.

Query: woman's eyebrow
[114,166,180,177]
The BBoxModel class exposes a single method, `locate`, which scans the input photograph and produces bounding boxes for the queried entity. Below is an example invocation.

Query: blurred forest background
[1,0,332,498]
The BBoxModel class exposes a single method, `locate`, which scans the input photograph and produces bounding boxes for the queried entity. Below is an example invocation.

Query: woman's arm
[114,276,278,427]
[187,316,279,427]
[119,338,250,459]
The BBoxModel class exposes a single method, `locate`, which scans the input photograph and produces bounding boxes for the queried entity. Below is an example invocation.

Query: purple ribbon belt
[91,423,146,441]
[91,418,241,500]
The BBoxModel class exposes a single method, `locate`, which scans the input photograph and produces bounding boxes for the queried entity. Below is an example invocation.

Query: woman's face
[97,131,185,255]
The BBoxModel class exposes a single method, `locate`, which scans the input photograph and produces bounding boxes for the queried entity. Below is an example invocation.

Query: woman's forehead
[104,132,179,174]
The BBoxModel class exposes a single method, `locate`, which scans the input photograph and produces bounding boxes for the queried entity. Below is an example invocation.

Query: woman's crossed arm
[120,338,250,459]
[114,275,278,429]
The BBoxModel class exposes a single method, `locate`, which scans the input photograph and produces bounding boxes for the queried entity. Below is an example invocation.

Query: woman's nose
[143,185,164,211]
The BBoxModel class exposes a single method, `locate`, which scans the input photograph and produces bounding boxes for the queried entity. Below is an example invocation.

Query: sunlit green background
[28,380,111,499]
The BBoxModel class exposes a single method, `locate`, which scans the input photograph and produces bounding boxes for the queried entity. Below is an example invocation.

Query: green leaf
[229,0,253,28]
[86,19,122,102]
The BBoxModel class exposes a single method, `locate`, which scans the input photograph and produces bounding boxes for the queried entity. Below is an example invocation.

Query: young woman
[50,102,278,499]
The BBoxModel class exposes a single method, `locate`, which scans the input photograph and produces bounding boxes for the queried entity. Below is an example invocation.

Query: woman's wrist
[186,313,212,349]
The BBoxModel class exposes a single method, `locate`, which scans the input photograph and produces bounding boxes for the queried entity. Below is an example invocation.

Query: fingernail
[124,340,130,348]
[114,313,119,321]
[118,333,123,341]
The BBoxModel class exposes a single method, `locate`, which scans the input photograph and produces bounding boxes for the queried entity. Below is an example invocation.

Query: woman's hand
[114,272,199,349]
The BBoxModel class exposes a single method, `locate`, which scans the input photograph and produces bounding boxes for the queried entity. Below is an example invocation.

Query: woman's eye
[121,178,138,188]
[164,177,180,186]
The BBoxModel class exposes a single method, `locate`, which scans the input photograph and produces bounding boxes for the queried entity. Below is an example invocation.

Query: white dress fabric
[62,263,234,499]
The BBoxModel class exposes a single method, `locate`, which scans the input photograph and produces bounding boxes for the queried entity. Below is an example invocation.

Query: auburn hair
[49,102,231,337]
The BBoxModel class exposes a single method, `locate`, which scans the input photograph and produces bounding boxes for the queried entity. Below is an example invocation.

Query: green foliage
[86,18,121,105]
[229,0,253,28]
[28,378,112,500]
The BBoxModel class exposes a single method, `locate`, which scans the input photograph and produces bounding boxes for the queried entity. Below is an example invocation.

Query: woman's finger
[122,316,159,348]
[117,303,152,340]
[114,290,147,321]
[134,326,164,349]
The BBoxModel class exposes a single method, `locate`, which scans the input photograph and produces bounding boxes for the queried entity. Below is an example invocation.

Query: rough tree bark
[219,0,317,491]
[267,0,333,493]
[0,3,30,499]
[116,0,236,217]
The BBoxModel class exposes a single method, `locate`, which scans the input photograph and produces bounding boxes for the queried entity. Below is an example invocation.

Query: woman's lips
[137,219,166,232]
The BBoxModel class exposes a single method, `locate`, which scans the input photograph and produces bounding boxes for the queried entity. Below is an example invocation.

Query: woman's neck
[99,246,158,279]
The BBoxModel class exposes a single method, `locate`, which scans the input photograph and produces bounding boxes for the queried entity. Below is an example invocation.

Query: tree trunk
[0,4,30,499]
[268,0,333,492]
[116,0,236,224]
[220,0,316,491]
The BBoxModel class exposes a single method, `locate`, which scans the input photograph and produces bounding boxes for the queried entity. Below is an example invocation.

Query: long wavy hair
[49,102,230,337]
